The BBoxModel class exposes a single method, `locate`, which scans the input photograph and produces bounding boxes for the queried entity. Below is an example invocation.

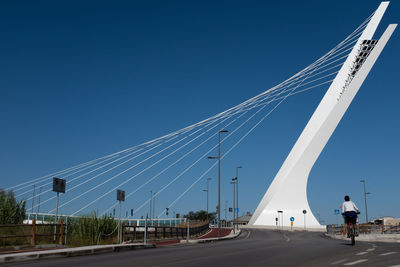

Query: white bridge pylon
[249,2,397,229]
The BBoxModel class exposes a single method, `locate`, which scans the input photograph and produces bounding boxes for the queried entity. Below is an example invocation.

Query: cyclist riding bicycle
[341,195,360,237]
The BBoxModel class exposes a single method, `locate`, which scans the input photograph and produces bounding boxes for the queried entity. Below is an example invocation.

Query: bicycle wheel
[350,226,355,246]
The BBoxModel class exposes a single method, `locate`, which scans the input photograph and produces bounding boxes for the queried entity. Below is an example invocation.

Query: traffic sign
[53,177,66,193]
[334,209,340,215]
[117,189,125,201]
[290,217,295,222]
[302,210,307,214]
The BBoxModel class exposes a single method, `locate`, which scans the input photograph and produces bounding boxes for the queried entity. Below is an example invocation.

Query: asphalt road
[5,229,400,266]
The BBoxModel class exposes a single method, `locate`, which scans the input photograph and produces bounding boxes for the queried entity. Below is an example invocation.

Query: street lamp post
[203,178,212,222]
[208,129,228,238]
[31,185,36,221]
[360,179,371,223]
[235,166,242,229]
[149,191,153,221]
[153,192,157,219]
[203,189,208,210]
[231,178,236,233]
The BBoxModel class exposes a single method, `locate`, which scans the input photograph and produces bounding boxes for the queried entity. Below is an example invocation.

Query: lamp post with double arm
[360,179,371,223]
[208,129,228,238]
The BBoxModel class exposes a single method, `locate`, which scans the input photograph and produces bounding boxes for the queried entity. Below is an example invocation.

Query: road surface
[5,229,400,266]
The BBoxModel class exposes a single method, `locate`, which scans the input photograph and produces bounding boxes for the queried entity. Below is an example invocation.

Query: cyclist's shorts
[344,211,357,224]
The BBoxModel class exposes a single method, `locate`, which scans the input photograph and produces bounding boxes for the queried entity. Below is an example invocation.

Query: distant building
[372,217,400,226]
[235,212,252,225]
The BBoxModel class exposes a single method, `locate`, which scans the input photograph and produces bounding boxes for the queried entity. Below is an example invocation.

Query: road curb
[180,229,241,244]
[0,243,156,264]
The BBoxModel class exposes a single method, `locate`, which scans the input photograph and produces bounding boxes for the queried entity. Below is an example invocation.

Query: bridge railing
[327,223,400,235]
[0,218,64,247]
[122,221,209,242]
[0,219,210,247]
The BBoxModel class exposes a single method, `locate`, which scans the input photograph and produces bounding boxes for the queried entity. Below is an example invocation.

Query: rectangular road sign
[53,177,66,193]
[117,189,125,201]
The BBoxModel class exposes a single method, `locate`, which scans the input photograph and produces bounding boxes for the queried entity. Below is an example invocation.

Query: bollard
[31,219,36,246]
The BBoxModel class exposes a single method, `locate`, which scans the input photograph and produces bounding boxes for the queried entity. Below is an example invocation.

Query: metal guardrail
[327,223,400,235]
[25,212,186,227]
[122,222,210,242]
[0,219,210,247]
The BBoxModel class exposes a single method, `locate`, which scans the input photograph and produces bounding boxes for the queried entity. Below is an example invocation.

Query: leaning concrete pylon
[249,2,396,230]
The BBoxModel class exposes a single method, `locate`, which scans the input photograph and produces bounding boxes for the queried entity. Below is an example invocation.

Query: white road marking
[355,252,368,255]
[366,248,375,252]
[387,265,400,267]
[343,259,368,265]
[283,234,290,242]
[330,259,347,265]
[379,251,397,256]
[245,231,251,239]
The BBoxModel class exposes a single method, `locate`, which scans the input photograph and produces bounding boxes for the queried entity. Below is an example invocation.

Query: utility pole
[208,129,228,238]
[360,179,371,223]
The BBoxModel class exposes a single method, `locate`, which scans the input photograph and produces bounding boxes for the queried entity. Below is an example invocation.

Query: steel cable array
[6,12,373,218]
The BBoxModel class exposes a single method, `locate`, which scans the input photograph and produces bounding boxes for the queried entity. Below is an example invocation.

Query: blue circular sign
[334,209,340,215]
[290,217,295,222]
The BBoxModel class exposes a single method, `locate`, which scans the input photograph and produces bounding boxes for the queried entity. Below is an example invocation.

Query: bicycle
[348,221,356,246]
[344,211,360,246]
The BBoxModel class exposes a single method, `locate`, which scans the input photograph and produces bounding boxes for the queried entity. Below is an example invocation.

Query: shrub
[0,189,26,224]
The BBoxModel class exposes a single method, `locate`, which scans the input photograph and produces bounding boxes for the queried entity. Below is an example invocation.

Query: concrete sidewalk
[326,233,400,243]
[0,242,155,264]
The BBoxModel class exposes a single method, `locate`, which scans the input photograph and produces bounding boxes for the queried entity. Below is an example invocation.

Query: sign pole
[52,177,66,243]
[53,192,59,242]
[118,200,121,244]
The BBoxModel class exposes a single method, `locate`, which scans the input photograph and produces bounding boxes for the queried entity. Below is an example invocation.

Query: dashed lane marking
[387,265,400,267]
[355,252,368,255]
[343,259,368,265]
[366,248,375,252]
[330,259,347,265]
[379,252,397,256]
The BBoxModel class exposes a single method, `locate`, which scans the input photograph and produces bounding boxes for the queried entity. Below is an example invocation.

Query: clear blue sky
[0,0,399,224]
